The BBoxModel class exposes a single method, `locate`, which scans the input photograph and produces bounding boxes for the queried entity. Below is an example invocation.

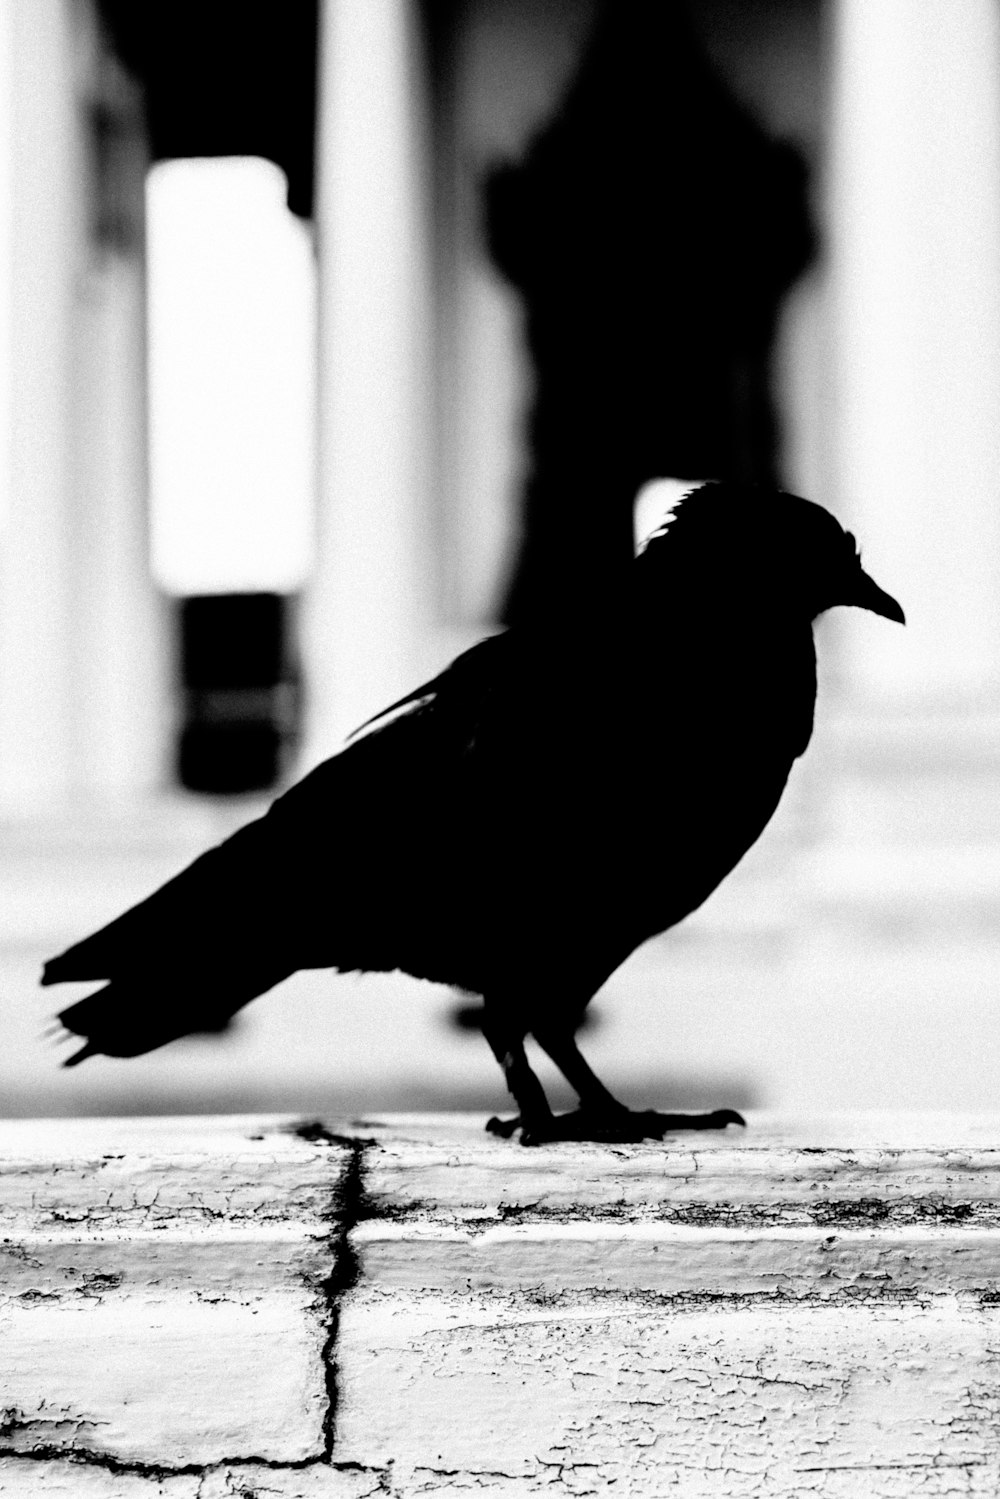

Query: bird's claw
[704,1107,746,1130]
[487,1106,746,1146]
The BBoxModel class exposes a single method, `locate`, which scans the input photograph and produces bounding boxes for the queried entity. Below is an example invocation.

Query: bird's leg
[481,1011,555,1144]
[532,1024,627,1115]
[530,1023,745,1143]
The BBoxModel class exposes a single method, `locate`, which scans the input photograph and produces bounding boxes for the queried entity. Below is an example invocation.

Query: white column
[0,0,79,807]
[0,0,169,809]
[828,0,1000,703]
[0,0,10,569]
[303,0,434,761]
[72,243,172,797]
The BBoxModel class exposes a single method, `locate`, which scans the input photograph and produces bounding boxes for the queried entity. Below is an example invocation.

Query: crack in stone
[0,1402,109,1448]
[0,1122,379,1480]
[0,1443,208,1477]
[0,1451,397,1492]
[289,1120,375,1462]
[796,1460,992,1472]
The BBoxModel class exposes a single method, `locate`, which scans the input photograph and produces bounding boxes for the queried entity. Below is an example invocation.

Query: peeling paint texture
[2,1113,1000,1495]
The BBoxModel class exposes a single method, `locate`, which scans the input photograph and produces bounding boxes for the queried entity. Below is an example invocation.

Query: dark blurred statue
[486,1,815,625]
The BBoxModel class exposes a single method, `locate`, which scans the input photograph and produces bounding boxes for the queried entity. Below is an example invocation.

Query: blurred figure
[486,0,814,624]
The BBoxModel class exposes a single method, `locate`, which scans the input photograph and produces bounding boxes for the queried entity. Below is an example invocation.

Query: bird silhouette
[43,482,904,1144]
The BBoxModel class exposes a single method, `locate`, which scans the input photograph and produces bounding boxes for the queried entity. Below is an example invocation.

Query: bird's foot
[486,1107,745,1146]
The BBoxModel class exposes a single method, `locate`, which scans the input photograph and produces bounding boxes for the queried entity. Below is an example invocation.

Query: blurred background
[1,0,998,1119]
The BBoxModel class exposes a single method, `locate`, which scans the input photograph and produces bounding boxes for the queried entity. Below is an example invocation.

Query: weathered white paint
[0,1462,385,1496]
[0,1117,348,1470]
[353,1219,1000,1300]
[337,1296,1000,1495]
[2,1113,1000,1495]
[360,1110,1000,1221]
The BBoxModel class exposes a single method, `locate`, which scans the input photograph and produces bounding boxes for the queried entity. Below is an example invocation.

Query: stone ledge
[0,1116,350,1473]
[1,1112,999,1495]
[359,1111,1000,1223]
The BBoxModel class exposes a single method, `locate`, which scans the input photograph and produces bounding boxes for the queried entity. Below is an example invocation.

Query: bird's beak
[849,568,906,625]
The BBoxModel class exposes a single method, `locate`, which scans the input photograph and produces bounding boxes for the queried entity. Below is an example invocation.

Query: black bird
[43,483,904,1144]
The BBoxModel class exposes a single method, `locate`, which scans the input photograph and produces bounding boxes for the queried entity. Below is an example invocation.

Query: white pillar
[0,0,169,809]
[72,243,172,797]
[0,0,78,806]
[828,0,1000,703]
[303,0,434,761]
[0,0,10,565]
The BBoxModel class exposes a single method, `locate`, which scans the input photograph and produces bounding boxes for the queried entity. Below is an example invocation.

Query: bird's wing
[345,632,509,742]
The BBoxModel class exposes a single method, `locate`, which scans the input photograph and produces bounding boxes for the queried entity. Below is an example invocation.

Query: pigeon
[43,482,904,1144]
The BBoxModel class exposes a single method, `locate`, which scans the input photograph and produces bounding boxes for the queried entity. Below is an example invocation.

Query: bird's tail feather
[55,971,287,1065]
[63,1039,99,1068]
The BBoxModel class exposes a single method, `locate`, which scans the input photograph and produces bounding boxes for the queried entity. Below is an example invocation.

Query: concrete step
[2,1113,1000,1494]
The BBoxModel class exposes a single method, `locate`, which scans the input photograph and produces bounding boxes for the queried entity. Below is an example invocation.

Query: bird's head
[640,481,905,625]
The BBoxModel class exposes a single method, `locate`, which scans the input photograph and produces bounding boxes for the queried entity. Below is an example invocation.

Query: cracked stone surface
[355,1111,1000,1227]
[0,1117,353,1468]
[0,1461,391,1496]
[3,1112,1000,1494]
[334,1292,1000,1494]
